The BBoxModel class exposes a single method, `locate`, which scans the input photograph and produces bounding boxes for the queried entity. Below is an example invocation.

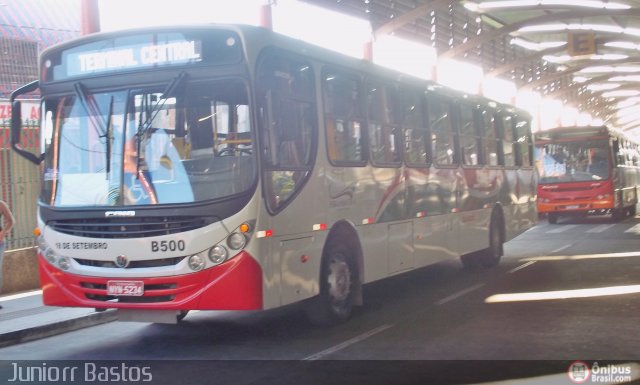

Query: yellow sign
[567,32,597,56]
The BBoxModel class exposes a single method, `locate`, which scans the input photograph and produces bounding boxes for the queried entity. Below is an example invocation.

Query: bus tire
[612,208,625,222]
[478,212,504,268]
[547,213,559,224]
[305,243,356,327]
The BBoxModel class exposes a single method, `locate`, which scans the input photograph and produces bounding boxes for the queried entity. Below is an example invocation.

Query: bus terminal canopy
[301,0,640,136]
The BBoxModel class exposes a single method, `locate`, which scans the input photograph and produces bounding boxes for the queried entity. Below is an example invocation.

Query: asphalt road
[2,215,640,384]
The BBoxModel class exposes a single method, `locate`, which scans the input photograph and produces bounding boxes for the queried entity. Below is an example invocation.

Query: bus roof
[38,23,529,117]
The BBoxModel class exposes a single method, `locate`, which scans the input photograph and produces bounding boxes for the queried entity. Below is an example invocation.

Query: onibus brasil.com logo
[567,361,634,384]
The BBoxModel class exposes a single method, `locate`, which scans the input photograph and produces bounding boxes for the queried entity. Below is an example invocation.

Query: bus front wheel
[547,213,559,224]
[305,243,356,327]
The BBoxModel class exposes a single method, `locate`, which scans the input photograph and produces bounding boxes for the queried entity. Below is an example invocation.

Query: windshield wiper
[74,82,107,136]
[105,96,114,175]
[74,82,113,177]
[135,72,188,177]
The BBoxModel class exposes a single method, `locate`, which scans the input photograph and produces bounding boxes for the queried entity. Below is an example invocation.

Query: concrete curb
[0,309,117,348]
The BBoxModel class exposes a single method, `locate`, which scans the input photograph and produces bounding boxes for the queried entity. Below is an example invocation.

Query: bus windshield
[536,139,610,183]
[40,79,256,207]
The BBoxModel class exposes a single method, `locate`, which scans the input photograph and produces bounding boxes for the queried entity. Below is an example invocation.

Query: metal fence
[1,114,40,251]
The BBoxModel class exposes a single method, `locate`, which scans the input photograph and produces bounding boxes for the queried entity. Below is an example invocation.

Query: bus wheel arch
[305,221,363,326]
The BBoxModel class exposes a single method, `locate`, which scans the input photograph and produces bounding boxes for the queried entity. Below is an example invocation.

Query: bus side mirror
[10,80,43,165]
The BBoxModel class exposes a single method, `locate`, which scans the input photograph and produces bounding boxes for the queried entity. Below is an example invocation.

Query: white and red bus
[11,24,537,325]
[535,126,640,223]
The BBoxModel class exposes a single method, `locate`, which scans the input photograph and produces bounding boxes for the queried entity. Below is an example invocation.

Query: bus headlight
[208,245,228,265]
[58,257,71,270]
[227,232,246,250]
[188,255,206,271]
[44,248,57,264]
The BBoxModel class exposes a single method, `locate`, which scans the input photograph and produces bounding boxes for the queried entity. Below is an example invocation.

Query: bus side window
[515,118,533,167]
[257,50,316,213]
[457,103,480,166]
[367,81,401,166]
[323,70,366,165]
[480,109,499,166]
[500,113,516,167]
[426,94,455,166]
[402,87,429,166]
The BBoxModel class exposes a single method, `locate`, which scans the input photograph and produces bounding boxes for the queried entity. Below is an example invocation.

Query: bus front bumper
[38,250,263,311]
[537,198,614,215]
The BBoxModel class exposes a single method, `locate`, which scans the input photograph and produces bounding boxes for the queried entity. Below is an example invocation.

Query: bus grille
[74,257,184,268]
[48,216,214,238]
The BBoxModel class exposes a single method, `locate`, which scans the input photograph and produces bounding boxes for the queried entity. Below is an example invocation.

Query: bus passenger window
[402,88,429,165]
[257,50,316,212]
[480,109,499,166]
[458,104,480,166]
[515,118,532,167]
[500,114,516,167]
[367,82,401,165]
[427,95,455,166]
[323,71,366,164]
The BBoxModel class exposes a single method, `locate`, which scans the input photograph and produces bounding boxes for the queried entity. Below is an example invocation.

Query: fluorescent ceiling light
[465,0,629,12]
[580,66,640,73]
[605,41,640,50]
[616,105,640,119]
[616,97,640,109]
[543,54,628,63]
[519,23,640,37]
[510,38,566,51]
[602,90,640,98]
[609,75,640,82]
[587,83,620,91]
[572,76,591,83]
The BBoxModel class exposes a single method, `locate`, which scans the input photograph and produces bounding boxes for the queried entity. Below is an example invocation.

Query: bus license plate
[107,280,144,296]
[566,205,579,210]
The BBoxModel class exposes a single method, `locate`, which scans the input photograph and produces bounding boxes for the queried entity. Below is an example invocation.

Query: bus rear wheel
[479,214,504,268]
[305,244,356,327]
[461,213,504,269]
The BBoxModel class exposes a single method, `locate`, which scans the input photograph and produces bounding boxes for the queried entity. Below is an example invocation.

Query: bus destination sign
[63,40,203,77]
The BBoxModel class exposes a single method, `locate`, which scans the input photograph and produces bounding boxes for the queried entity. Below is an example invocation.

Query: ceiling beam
[487,37,624,78]
[439,8,640,60]
[519,55,640,91]
[373,0,451,39]
[487,45,565,77]
[544,73,611,99]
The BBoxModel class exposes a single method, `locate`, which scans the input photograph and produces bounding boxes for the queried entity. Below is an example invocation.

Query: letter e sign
[567,32,596,56]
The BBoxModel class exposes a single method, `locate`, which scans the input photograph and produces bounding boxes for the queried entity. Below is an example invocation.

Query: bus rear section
[535,126,639,223]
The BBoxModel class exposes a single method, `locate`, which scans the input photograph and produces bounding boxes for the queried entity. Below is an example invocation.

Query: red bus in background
[535,126,640,223]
